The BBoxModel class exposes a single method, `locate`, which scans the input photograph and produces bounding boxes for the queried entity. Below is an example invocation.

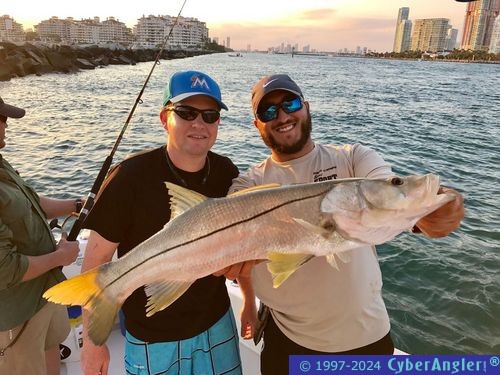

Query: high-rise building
[446,27,459,50]
[226,36,230,48]
[0,15,25,42]
[393,7,412,52]
[461,0,500,51]
[489,15,500,52]
[411,18,450,52]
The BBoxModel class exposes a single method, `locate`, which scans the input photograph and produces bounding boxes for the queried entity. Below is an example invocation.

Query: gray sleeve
[351,144,393,178]
[228,173,259,194]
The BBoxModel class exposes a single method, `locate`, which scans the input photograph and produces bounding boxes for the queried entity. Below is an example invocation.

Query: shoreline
[0,42,219,81]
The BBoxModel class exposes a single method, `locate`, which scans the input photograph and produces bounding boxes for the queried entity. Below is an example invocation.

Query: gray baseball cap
[251,74,303,115]
[0,97,25,119]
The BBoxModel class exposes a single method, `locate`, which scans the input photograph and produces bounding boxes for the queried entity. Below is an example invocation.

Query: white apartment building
[411,18,450,52]
[35,17,73,43]
[35,16,132,44]
[134,15,208,49]
[101,17,133,44]
[0,15,25,42]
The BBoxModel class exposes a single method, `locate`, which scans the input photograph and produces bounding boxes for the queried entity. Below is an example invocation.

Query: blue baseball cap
[162,70,228,110]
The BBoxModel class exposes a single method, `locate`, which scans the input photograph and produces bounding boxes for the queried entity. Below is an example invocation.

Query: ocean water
[1,53,499,354]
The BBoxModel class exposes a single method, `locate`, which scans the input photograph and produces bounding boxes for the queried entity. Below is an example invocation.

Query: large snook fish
[44,174,455,344]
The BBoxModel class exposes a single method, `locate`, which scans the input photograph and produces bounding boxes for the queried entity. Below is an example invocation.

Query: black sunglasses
[167,105,220,124]
[0,115,7,123]
[256,96,303,122]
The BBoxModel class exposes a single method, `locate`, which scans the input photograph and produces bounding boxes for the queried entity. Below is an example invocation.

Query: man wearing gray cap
[228,74,464,374]
[0,97,81,375]
[80,71,244,375]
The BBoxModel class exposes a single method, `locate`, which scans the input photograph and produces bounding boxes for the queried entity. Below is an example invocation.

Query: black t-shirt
[84,146,239,342]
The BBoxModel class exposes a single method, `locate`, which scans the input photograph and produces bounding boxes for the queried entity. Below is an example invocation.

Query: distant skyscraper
[393,7,412,52]
[446,27,459,50]
[411,18,450,52]
[489,15,500,52]
[226,36,230,48]
[461,0,500,51]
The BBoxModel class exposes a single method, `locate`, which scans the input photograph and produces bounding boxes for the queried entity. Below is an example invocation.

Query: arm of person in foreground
[39,195,83,219]
[414,187,464,238]
[0,218,79,287]
[237,274,258,340]
[80,230,118,375]
[22,232,80,281]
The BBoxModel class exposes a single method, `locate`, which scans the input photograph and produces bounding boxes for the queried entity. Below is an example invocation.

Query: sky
[4,0,469,52]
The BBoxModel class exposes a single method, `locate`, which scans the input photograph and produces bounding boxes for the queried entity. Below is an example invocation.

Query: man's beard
[260,111,312,155]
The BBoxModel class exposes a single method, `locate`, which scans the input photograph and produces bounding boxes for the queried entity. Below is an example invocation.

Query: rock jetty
[0,42,215,81]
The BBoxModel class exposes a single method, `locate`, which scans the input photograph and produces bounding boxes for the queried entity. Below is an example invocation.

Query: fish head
[320,174,455,244]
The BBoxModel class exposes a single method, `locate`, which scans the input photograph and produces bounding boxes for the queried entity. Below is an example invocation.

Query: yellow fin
[165,182,207,219]
[144,280,193,317]
[228,183,281,197]
[43,269,120,345]
[267,252,314,288]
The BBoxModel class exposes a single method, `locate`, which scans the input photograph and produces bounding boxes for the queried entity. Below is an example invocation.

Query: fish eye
[391,177,404,186]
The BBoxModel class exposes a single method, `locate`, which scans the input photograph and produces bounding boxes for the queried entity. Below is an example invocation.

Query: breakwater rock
[0,42,215,81]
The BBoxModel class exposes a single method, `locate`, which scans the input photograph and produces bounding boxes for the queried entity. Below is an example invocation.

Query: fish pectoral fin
[144,280,193,317]
[228,183,281,197]
[335,250,352,264]
[326,254,339,270]
[292,218,332,238]
[267,252,314,288]
[326,251,351,270]
[165,182,208,219]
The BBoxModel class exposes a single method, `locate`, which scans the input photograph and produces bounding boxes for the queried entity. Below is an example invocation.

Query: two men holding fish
[223,74,464,374]
[44,74,464,375]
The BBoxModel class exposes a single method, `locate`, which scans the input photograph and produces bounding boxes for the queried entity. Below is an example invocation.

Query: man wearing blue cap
[80,71,243,375]
[0,97,81,375]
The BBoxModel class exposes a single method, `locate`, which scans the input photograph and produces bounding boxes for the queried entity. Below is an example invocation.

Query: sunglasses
[167,105,220,124]
[0,115,7,123]
[256,96,303,122]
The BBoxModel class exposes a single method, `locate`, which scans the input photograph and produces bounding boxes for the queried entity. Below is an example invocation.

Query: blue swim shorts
[124,308,242,375]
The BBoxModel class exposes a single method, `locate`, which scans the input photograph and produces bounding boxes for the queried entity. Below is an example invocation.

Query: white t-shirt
[230,143,393,352]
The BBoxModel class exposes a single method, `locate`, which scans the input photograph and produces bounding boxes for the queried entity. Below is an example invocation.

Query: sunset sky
[5,0,469,52]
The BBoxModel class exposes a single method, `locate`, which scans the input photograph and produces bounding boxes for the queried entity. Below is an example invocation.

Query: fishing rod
[67,0,188,241]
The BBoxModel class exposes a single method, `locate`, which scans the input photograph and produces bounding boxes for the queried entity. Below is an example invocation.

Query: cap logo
[191,75,210,91]
[263,78,279,88]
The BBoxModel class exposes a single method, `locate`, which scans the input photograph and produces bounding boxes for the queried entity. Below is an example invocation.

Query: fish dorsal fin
[165,182,208,219]
[267,252,314,288]
[228,183,281,197]
[144,280,193,317]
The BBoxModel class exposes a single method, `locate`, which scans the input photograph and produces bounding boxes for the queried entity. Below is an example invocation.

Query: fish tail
[43,269,120,345]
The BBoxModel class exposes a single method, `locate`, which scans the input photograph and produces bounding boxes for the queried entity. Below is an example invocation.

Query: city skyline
[5,0,470,51]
